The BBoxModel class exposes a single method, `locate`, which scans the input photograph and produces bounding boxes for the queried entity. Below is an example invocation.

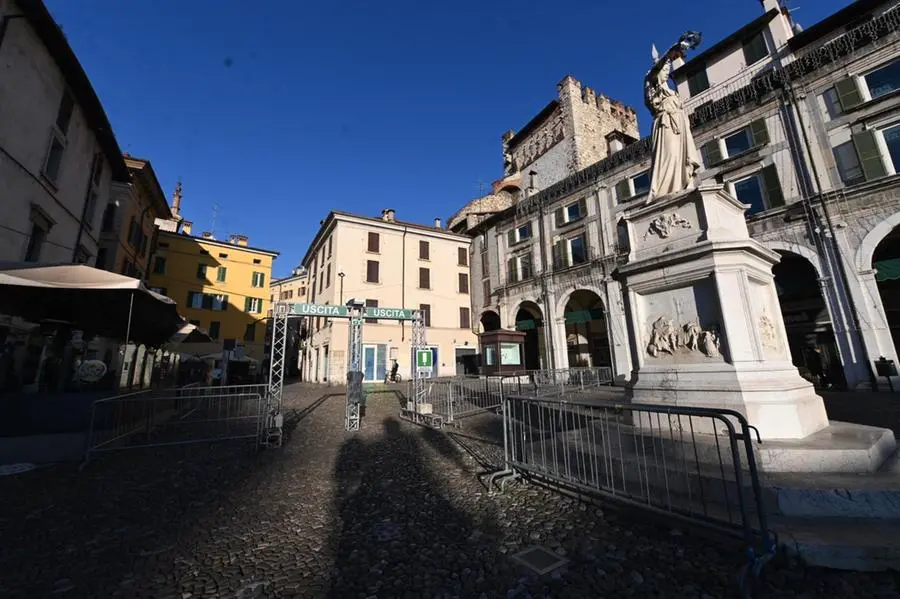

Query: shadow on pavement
[328,417,501,598]
[0,390,336,599]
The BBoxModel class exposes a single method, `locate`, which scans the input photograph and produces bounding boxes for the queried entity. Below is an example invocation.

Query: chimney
[171,180,183,219]
[181,220,193,235]
[381,208,396,222]
[228,234,249,247]
[434,217,442,229]
[201,231,214,240]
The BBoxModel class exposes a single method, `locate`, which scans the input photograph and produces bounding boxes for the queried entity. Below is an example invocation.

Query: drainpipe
[783,85,876,389]
[536,200,556,370]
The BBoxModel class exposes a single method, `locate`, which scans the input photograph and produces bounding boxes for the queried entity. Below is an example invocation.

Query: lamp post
[338,272,345,304]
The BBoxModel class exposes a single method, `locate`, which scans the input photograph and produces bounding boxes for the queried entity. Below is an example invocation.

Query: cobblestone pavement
[1,384,899,598]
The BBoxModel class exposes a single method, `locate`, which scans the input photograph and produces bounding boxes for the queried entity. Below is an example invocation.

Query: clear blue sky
[46,0,849,277]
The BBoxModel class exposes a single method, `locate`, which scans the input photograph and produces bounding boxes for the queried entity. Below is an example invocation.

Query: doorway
[363,344,387,382]
[455,347,477,375]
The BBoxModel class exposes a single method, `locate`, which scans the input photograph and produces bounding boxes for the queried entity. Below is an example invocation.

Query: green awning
[564,309,604,324]
[515,319,540,331]
[876,259,900,282]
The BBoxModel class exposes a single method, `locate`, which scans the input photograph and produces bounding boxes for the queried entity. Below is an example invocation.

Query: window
[480,239,489,272]
[458,247,468,266]
[244,297,263,313]
[318,276,324,294]
[365,299,379,324]
[832,141,866,187]
[419,240,430,260]
[244,323,256,342]
[253,258,261,265]
[209,321,221,339]
[366,260,379,283]
[552,234,588,269]
[196,263,208,280]
[216,266,227,282]
[686,68,710,97]
[458,272,469,294]
[483,280,491,306]
[150,286,167,296]
[327,236,333,258]
[553,199,587,227]
[419,304,431,327]
[823,87,844,120]
[23,223,46,262]
[56,92,74,134]
[864,59,900,101]
[153,256,166,274]
[730,165,785,216]
[326,264,331,287]
[614,171,650,202]
[419,267,430,289]
[507,252,533,283]
[742,30,768,66]
[831,60,900,114]
[83,155,103,230]
[218,252,228,258]
[506,223,533,246]
[459,307,471,330]
[251,271,265,287]
[209,294,228,311]
[187,291,203,309]
[101,203,116,232]
[43,136,65,184]
[300,286,306,296]
[699,119,769,167]
[883,124,900,174]
[96,247,108,269]
[367,232,380,253]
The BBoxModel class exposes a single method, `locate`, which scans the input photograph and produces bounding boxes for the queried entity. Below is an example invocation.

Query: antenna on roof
[211,202,219,238]
[476,180,486,196]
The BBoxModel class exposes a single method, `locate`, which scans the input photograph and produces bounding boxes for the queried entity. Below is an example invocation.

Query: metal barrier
[488,394,775,597]
[404,367,614,428]
[82,384,268,466]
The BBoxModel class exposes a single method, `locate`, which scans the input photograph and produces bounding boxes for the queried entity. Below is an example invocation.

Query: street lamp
[338,272,345,303]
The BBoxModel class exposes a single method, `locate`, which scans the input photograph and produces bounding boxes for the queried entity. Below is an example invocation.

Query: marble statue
[644,31,703,203]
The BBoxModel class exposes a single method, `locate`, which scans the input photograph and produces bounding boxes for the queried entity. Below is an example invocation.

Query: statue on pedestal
[645,31,703,203]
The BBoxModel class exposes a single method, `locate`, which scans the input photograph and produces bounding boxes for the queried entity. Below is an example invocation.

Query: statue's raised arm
[644,31,703,203]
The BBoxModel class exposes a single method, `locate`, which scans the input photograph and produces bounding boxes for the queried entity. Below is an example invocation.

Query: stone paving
[1,383,899,598]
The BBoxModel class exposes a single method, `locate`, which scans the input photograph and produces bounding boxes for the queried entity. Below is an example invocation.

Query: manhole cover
[510,546,568,576]
[0,463,36,477]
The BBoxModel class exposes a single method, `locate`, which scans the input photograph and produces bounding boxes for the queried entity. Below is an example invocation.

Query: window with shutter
[551,242,562,269]
[749,118,769,147]
[507,229,516,246]
[483,280,491,306]
[458,273,469,294]
[687,68,710,96]
[834,78,863,111]
[458,247,468,266]
[419,267,430,289]
[761,165,785,208]
[244,297,252,312]
[852,130,888,181]
[419,304,431,327]
[459,307,471,330]
[507,257,517,283]
[367,232,380,253]
[365,299,379,324]
[553,207,565,228]
[419,240,429,260]
[701,140,723,167]
[520,254,533,279]
[615,179,630,202]
[366,260,379,283]
[742,31,768,66]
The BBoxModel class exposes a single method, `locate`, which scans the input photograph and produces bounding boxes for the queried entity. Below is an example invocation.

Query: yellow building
[148,225,279,361]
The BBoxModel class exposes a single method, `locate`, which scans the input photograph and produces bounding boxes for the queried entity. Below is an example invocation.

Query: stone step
[771,516,900,571]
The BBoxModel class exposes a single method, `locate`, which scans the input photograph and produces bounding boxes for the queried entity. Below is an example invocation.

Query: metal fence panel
[495,394,773,561]
[84,384,268,464]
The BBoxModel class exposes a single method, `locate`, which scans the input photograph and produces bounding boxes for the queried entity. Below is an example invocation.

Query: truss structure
[345,311,364,431]
[264,302,289,448]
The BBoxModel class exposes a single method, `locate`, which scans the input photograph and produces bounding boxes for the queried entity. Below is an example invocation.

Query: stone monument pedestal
[616,185,829,441]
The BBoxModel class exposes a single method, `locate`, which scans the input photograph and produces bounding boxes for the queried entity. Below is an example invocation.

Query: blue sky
[46,0,850,277]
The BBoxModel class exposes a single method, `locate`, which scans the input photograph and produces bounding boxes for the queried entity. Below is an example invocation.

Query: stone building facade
[456,0,900,391]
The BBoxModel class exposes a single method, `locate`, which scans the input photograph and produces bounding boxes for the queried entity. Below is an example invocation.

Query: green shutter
[701,140,723,167]
[577,198,587,218]
[615,178,630,202]
[761,165,785,208]
[507,229,516,246]
[507,257,516,282]
[552,241,562,268]
[749,118,769,147]
[852,130,888,181]
[554,207,565,228]
[834,77,863,111]
[244,297,252,312]
[221,295,228,311]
